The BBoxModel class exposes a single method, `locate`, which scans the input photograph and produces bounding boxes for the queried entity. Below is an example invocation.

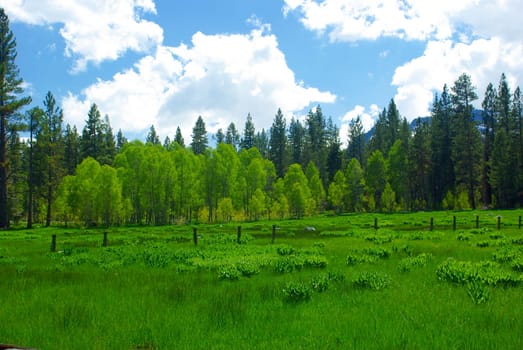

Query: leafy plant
[236,260,260,277]
[466,280,490,304]
[310,274,330,292]
[218,265,241,281]
[398,253,432,272]
[282,281,312,303]
[303,255,328,268]
[352,271,391,290]
[276,245,296,256]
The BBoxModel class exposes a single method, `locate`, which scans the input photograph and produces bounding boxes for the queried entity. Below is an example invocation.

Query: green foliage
[282,281,312,303]
[303,255,328,268]
[272,256,304,273]
[466,280,490,304]
[236,260,260,277]
[353,271,391,290]
[310,273,330,292]
[398,253,432,272]
[436,259,521,286]
[218,265,241,281]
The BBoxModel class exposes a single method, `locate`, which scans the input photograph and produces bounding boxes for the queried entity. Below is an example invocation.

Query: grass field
[1,210,523,349]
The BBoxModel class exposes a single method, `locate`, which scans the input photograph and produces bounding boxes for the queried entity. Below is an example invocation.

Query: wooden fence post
[237,226,242,244]
[374,218,378,231]
[102,232,108,247]
[271,224,276,244]
[193,228,198,246]
[475,215,479,229]
[453,216,456,231]
[50,234,56,252]
[429,217,434,231]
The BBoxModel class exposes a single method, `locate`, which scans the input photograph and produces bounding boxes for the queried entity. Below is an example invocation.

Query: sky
[2,0,523,144]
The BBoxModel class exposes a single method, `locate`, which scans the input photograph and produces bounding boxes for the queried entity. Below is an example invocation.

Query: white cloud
[285,0,523,120]
[1,0,163,72]
[392,38,523,119]
[63,29,336,142]
[283,0,474,42]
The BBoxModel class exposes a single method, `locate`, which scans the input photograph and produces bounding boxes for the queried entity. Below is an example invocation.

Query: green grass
[1,210,523,349]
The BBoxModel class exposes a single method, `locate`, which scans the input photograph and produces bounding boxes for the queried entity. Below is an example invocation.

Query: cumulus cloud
[285,0,523,120]
[1,0,163,72]
[283,0,475,42]
[392,38,523,118]
[62,29,336,141]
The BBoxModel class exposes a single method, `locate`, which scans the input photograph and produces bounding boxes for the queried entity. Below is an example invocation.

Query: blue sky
[2,0,522,143]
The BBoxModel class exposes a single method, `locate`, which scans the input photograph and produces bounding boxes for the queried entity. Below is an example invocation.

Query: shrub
[272,256,304,273]
[362,247,391,258]
[398,253,433,272]
[236,260,260,277]
[353,271,391,290]
[276,245,296,256]
[282,281,312,303]
[346,253,378,265]
[141,246,172,268]
[492,247,521,263]
[218,265,241,281]
[364,234,393,244]
[511,256,523,272]
[466,280,490,304]
[436,259,521,286]
[303,255,328,268]
[310,274,329,292]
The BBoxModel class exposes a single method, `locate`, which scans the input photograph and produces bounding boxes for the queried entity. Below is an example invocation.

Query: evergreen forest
[2,9,523,228]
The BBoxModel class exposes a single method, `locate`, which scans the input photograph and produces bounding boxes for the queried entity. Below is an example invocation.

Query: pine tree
[367,108,387,155]
[163,136,171,149]
[430,85,454,208]
[326,123,342,183]
[0,9,32,228]
[116,129,128,152]
[174,126,185,147]
[25,107,44,228]
[241,113,255,150]
[304,105,327,179]
[146,124,160,145]
[346,116,365,165]
[38,91,65,226]
[512,86,523,205]
[409,118,432,209]
[191,116,208,155]
[269,108,288,178]
[215,128,225,144]
[288,117,304,166]
[254,129,269,158]
[97,115,116,165]
[225,122,240,150]
[81,103,103,161]
[450,73,481,209]
[63,124,80,175]
[481,82,496,206]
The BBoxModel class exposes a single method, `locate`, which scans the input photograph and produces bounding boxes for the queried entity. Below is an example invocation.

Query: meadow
[1,210,523,349]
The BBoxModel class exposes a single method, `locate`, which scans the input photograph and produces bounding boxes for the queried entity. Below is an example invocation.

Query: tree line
[1,8,523,228]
